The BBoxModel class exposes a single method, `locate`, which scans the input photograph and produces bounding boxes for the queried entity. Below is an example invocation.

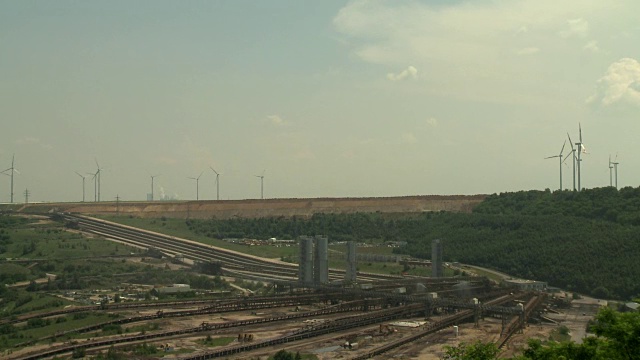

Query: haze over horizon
[1,1,639,203]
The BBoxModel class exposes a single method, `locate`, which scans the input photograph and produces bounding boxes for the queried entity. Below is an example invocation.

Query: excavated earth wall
[7,195,486,219]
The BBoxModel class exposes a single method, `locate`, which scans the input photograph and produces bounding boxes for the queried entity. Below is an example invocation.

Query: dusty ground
[12,195,486,219]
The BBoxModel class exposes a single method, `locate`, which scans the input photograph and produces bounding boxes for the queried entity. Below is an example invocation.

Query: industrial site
[3,1,640,359]
[0,207,604,360]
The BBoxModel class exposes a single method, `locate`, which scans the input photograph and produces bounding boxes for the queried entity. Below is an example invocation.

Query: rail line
[14,293,356,346]
[179,293,522,360]
[179,304,426,359]
[61,214,398,282]
[349,292,525,360]
[9,298,393,360]
[496,293,546,349]
[1,293,339,326]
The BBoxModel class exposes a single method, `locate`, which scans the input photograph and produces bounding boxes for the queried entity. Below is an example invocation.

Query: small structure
[623,302,639,312]
[503,279,547,291]
[154,284,191,294]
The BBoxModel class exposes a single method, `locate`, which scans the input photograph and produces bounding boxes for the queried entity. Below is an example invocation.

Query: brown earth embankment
[6,195,487,219]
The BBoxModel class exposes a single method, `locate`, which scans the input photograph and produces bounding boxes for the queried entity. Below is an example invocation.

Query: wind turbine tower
[608,155,614,187]
[90,170,99,202]
[188,172,204,200]
[210,167,221,201]
[574,124,585,191]
[94,159,103,202]
[75,172,86,202]
[1,155,18,203]
[612,154,619,189]
[255,170,265,199]
[150,174,161,201]
[545,140,566,190]
[564,134,577,191]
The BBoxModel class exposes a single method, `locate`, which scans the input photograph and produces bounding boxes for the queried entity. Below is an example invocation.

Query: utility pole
[115,194,120,215]
[24,189,30,204]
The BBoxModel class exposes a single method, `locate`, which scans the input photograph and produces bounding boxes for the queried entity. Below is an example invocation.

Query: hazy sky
[1,0,639,203]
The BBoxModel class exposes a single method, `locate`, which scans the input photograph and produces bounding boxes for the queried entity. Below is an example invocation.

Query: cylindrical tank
[298,236,314,285]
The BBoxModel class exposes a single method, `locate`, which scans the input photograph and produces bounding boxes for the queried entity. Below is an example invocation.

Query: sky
[1,0,639,203]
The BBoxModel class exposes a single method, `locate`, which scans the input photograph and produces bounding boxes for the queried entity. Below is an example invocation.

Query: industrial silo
[345,241,357,283]
[298,236,314,285]
[432,239,443,278]
[313,235,329,284]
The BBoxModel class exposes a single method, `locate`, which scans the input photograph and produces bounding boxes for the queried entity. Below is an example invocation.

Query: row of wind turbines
[545,123,621,191]
[2,153,265,203]
[71,161,266,203]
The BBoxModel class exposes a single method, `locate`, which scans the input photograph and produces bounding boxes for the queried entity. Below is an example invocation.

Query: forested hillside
[184,187,640,300]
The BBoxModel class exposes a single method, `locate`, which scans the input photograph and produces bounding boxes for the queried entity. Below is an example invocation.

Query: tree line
[183,187,640,300]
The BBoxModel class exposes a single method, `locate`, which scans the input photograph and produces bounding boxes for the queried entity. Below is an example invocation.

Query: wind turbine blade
[579,123,582,142]
[567,133,573,146]
[544,155,558,159]
[562,152,572,163]
[560,140,566,155]
[614,152,618,162]
[210,166,218,175]
[13,169,20,175]
[198,171,204,180]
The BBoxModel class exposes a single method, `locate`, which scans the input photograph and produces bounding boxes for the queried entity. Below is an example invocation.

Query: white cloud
[333,0,620,104]
[16,137,41,145]
[583,40,599,52]
[401,132,417,144]
[517,47,540,55]
[425,117,438,127]
[15,137,52,149]
[266,115,286,126]
[587,58,640,107]
[559,18,589,38]
[387,66,418,81]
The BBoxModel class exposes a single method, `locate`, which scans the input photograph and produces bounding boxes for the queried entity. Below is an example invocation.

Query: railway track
[13,293,355,347]
[496,292,546,349]
[0,297,280,325]
[349,292,526,359]
[9,298,392,360]
[179,293,523,360]
[61,214,398,282]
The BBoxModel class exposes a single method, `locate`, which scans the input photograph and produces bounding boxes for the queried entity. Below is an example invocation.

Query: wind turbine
[611,154,619,189]
[89,170,99,202]
[255,170,265,199]
[210,167,221,201]
[574,124,585,191]
[564,133,577,191]
[608,155,614,187]
[1,154,18,203]
[94,159,104,202]
[545,140,566,190]
[150,174,161,201]
[188,171,204,200]
[75,172,86,202]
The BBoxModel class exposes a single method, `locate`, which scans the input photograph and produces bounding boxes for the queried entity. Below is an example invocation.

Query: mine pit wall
[9,195,486,219]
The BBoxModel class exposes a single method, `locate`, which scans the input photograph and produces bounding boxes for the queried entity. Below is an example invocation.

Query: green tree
[271,349,295,360]
[590,307,640,359]
[443,341,500,360]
